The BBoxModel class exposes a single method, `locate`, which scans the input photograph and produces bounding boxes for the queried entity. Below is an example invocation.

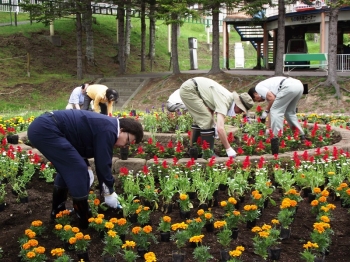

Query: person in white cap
[179,77,254,158]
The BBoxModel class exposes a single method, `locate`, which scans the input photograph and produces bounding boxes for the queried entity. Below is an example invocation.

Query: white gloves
[226,147,237,157]
[214,126,219,139]
[261,111,268,119]
[265,128,271,137]
[104,192,122,209]
[88,169,94,187]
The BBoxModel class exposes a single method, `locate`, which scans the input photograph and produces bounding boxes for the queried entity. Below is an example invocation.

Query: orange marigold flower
[31,220,43,227]
[254,193,262,200]
[251,226,262,232]
[72,227,80,233]
[132,226,141,234]
[204,213,212,220]
[326,204,336,210]
[179,193,188,201]
[105,222,114,229]
[233,210,240,216]
[107,230,117,237]
[197,209,205,216]
[319,196,327,203]
[75,232,84,240]
[189,235,204,243]
[34,246,45,254]
[163,216,171,223]
[88,217,94,223]
[258,231,270,238]
[229,250,242,257]
[122,240,136,249]
[214,221,226,229]
[236,246,245,251]
[228,197,237,204]
[55,224,63,230]
[311,200,319,206]
[84,234,91,240]
[28,239,38,247]
[63,225,72,231]
[320,216,330,223]
[22,243,31,250]
[261,224,271,231]
[26,251,36,259]
[69,237,76,244]
[109,217,118,224]
[313,187,321,194]
[51,248,65,257]
[321,190,329,197]
[250,205,258,210]
[143,225,153,234]
[271,219,279,225]
[95,217,103,224]
[97,214,105,218]
[94,199,100,206]
[118,218,127,226]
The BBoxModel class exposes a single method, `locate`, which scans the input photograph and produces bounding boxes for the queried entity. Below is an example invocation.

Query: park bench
[283,53,328,74]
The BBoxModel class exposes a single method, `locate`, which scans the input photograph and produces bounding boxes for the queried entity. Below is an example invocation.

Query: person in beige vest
[81,84,119,115]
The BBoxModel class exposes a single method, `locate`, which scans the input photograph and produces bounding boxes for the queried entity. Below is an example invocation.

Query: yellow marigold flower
[25,229,32,235]
[107,230,117,237]
[220,201,227,207]
[143,225,153,234]
[271,219,279,225]
[266,181,272,186]
[300,174,305,178]
[251,226,262,232]
[313,187,321,194]
[236,246,245,251]
[84,234,91,240]
[144,251,157,262]
[122,240,136,249]
[144,206,150,211]
[97,214,105,218]
[94,199,100,206]
[95,217,103,224]
[311,200,319,206]
[26,251,36,259]
[204,213,212,220]
[63,225,71,231]
[214,221,226,229]
[259,231,270,238]
[55,224,63,230]
[197,209,205,216]
[320,206,330,212]
[194,217,202,223]
[229,250,242,257]
[320,216,330,223]
[326,204,336,210]
[105,222,114,229]
[51,248,65,257]
[303,241,314,249]
[163,216,171,223]
[135,208,141,214]
[319,196,327,203]
[287,189,297,195]
[134,199,140,203]
[75,232,84,240]
[132,226,141,234]
[327,171,335,175]
[109,217,118,224]
[28,239,38,247]
[69,237,76,244]
[189,235,204,243]
[171,222,188,231]
[34,246,45,254]
[290,200,297,207]
[88,218,94,223]
[72,227,80,233]
[261,224,271,231]
[179,193,188,201]
[228,197,237,204]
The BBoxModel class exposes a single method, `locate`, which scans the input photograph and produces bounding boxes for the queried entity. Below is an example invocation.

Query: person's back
[166,89,186,112]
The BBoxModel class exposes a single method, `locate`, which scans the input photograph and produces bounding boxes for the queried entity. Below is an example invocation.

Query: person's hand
[104,192,122,209]
[87,169,94,187]
[261,111,268,119]
[226,147,237,157]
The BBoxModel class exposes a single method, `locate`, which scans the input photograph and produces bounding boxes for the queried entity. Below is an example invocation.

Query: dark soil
[1,169,350,262]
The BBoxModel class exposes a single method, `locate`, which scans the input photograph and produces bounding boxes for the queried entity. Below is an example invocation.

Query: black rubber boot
[51,187,68,220]
[190,124,201,146]
[271,137,279,155]
[73,198,92,229]
[300,135,306,142]
[200,128,215,158]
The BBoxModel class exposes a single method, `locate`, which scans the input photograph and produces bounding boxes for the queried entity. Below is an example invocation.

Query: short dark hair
[106,89,119,102]
[248,87,256,100]
[119,118,144,144]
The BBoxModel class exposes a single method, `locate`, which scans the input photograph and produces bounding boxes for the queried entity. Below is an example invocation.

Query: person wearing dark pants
[179,77,254,158]
[248,76,305,155]
[27,110,143,228]
[81,84,119,116]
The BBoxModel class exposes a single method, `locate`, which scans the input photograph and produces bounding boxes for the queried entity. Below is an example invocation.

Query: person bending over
[66,83,89,110]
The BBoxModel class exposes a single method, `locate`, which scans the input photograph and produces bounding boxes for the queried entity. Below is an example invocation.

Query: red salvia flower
[237,147,244,155]
[207,157,215,167]
[227,132,234,143]
[280,140,286,148]
[242,156,250,169]
[162,160,168,169]
[153,155,159,164]
[302,151,309,161]
[225,157,234,168]
[202,140,209,150]
[148,138,153,145]
[172,157,178,165]
[137,146,145,154]
[258,157,265,169]
[119,167,129,176]
[256,105,262,113]
[167,140,173,149]
[142,165,149,175]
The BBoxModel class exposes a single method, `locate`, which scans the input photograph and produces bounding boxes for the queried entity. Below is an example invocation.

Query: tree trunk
[148,0,156,60]
[76,9,83,79]
[117,2,126,74]
[274,0,285,76]
[125,1,132,58]
[171,14,180,74]
[83,0,94,66]
[323,7,341,99]
[140,0,146,72]
[208,4,222,74]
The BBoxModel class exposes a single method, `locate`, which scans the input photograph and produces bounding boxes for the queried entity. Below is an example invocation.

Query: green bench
[283,53,328,74]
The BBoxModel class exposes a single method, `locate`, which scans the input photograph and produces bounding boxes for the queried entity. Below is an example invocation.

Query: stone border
[17,126,350,174]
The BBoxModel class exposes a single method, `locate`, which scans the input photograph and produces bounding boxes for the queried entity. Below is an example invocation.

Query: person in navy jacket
[27,110,143,228]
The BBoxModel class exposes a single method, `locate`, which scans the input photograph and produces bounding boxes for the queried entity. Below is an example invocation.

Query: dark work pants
[27,113,90,199]
[82,94,107,115]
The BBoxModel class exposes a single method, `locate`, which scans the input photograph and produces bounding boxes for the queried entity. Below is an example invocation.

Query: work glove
[104,192,122,209]
[87,169,94,187]
[226,147,237,158]
[261,111,268,119]
[265,128,272,137]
